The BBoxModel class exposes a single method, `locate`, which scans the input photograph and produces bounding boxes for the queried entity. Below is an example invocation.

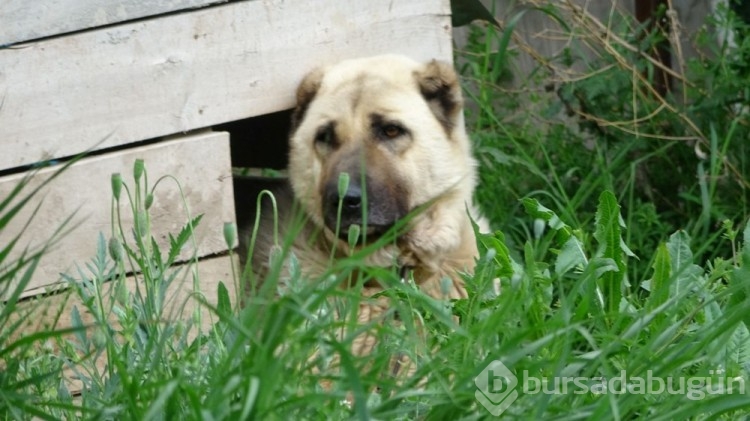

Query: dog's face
[288,55,474,242]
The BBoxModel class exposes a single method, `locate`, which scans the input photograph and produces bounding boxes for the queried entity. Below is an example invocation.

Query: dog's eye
[379,124,406,140]
[314,124,335,146]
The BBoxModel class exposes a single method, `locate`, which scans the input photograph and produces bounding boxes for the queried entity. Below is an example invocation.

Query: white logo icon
[475,360,519,416]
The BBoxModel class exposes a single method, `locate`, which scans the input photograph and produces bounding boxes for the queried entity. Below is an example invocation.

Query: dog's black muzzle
[322,174,403,241]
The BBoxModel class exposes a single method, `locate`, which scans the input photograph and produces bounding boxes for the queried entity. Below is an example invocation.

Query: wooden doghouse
[0,0,453,340]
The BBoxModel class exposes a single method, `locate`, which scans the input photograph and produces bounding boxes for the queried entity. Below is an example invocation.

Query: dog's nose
[322,174,405,240]
[326,182,362,217]
[339,185,362,213]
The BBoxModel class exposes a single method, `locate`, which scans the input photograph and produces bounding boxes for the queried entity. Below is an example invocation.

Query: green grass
[3,3,750,419]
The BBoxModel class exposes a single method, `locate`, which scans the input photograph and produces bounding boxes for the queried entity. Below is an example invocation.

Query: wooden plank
[0,131,235,297]
[0,0,452,171]
[9,254,238,394]
[0,0,227,47]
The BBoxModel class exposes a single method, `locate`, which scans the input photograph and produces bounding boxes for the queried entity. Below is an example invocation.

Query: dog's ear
[414,60,463,131]
[291,67,325,131]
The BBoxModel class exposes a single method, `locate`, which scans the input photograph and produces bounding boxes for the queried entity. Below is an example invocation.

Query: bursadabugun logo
[474,360,519,416]
[475,359,746,416]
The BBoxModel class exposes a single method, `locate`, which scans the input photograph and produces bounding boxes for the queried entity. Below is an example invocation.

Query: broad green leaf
[555,235,587,275]
[730,322,750,370]
[593,191,626,313]
[666,230,693,274]
[217,281,231,315]
[577,257,617,314]
[665,230,703,296]
[645,243,671,309]
[521,198,568,233]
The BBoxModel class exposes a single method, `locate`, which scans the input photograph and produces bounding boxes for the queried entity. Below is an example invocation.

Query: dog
[237,54,487,372]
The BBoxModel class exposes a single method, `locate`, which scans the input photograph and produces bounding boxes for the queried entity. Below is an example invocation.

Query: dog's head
[288,55,475,242]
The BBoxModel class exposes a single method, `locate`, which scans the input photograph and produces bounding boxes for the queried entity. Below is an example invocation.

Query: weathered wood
[0,0,452,171]
[11,255,237,336]
[0,131,235,298]
[0,0,227,46]
[9,254,238,394]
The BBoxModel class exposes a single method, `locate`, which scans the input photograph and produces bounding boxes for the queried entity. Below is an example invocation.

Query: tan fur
[241,54,487,380]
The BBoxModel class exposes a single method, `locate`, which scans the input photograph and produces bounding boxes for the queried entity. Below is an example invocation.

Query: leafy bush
[459,1,750,285]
